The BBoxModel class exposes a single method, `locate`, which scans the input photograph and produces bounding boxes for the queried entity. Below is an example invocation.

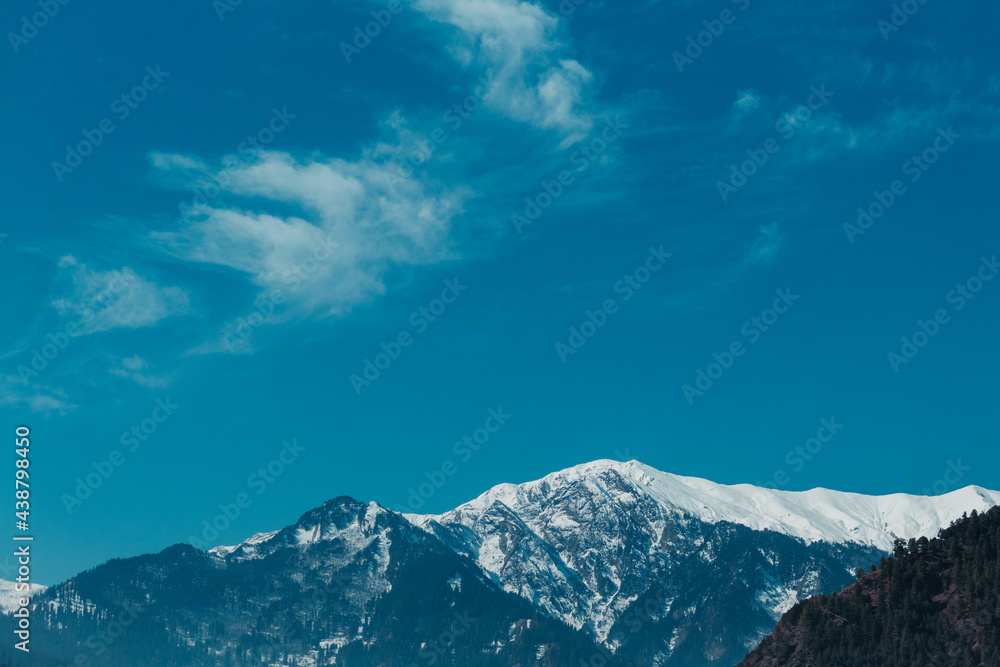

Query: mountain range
[3,459,999,666]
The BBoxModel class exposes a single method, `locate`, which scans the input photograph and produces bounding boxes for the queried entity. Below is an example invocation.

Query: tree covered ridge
[738,505,1000,667]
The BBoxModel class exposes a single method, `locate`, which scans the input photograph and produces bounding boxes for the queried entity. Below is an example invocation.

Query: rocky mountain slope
[2,498,617,666]
[409,460,1000,665]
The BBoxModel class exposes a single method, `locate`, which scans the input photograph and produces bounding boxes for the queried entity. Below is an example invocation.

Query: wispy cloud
[151,147,467,319]
[109,355,172,389]
[411,0,594,144]
[0,375,76,414]
[732,89,763,118]
[745,223,784,265]
[51,256,191,336]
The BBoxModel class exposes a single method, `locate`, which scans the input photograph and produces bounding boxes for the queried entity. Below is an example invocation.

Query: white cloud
[27,394,73,412]
[745,223,783,265]
[109,355,171,388]
[411,0,594,143]
[0,375,75,414]
[151,148,467,318]
[732,89,762,117]
[51,257,191,336]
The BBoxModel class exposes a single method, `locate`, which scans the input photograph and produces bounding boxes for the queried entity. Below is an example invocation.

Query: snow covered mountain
[409,459,1000,664]
[0,579,46,614]
[6,460,998,666]
[7,498,617,667]
[416,460,1000,551]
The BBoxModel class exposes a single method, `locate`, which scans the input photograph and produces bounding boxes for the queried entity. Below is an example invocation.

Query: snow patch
[0,579,46,614]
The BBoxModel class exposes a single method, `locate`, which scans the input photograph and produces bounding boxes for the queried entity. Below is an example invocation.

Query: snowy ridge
[208,501,392,559]
[208,530,280,557]
[420,459,1000,551]
[402,459,1000,649]
[0,579,46,614]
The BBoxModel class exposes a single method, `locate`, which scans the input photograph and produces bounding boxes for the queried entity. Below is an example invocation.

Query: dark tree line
[741,506,1000,667]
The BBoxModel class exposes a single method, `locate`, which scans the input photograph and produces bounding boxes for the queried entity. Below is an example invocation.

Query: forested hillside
[740,505,1000,667]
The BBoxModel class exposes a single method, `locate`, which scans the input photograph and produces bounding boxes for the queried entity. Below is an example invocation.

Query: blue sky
[1,0,999,585]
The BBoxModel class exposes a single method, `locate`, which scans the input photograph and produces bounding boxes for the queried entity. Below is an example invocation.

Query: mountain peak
[421,459,1000,552]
